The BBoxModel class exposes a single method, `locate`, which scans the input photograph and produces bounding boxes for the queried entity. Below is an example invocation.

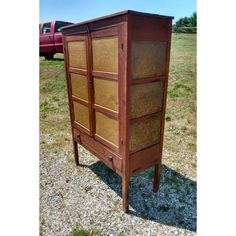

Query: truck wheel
[44,53,54,60]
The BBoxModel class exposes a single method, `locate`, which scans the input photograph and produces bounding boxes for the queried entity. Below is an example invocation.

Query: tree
[173,12,197,33]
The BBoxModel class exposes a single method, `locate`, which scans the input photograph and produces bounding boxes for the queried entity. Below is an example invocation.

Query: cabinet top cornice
[61,10,174,31]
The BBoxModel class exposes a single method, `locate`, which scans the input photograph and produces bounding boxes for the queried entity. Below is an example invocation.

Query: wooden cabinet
[62,10,173,212]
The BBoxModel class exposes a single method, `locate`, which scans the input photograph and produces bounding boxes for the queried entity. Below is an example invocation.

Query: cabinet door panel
[68,41,87,69]
[73,102,90,130]
[95,111,119,147]
[71,73,88,101]
[92,36,118,73]
[94,77,118,112]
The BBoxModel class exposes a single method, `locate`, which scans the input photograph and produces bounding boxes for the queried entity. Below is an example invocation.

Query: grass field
[164,33,196,179]
[40,33,196,235]
[40,33,196,177]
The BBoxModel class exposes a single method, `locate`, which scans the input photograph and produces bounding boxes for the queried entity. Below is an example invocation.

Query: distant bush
[173,12,197,33]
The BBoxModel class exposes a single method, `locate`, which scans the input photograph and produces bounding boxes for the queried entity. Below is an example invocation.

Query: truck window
[42,23,51,34]
[55,22,72,32]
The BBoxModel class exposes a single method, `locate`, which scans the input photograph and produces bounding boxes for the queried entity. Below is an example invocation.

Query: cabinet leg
[73,141,79,166]
[153,164,161,192]
[122,176,129,213]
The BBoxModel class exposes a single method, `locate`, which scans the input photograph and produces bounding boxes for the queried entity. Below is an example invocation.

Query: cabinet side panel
[130,81,164,119]
[128,15,172,155]
[129,14,170,41]
[131,41,167,79]
[129,116,161,153]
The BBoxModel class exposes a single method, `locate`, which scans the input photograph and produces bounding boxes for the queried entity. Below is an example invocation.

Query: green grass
[165,114,171,121]
[40,100,57,113]
[40,32,196,195]
[174,82,191,91]
[40,53,71,153]
[168,89,179,98]
[163,34,196,177]
[40,33,196,174]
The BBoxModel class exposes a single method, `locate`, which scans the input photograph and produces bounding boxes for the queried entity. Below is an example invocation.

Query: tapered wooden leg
[73,141,79,166]
[122,176,129,213]
[153,164,161,192]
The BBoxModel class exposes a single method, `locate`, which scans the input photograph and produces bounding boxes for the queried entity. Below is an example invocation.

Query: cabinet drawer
[73,129,122,174]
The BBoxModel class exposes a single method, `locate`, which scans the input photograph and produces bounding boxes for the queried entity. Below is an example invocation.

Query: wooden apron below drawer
[73,128,122,175]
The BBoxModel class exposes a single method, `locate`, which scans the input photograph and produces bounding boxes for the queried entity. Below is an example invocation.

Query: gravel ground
[40,144,196,236]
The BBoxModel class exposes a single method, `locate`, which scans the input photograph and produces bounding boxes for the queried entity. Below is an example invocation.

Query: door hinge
[121,43,124,50]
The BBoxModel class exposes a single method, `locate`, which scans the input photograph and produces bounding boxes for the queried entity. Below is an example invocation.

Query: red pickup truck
[39,21,73,60]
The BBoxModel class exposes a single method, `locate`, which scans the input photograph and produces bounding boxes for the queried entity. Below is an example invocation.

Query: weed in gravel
[70,228,101,236]
[84,185,92,192]
[40,182,45,190]
[188,142,196,152]
[117,232,125,236]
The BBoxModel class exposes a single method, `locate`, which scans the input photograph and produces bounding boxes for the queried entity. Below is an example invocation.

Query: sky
[40,0,196,24]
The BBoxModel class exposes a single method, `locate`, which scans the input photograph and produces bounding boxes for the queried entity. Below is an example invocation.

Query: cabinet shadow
[80,162,196,232]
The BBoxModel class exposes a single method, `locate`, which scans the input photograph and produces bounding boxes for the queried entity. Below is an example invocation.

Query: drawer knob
[107,155,113,161]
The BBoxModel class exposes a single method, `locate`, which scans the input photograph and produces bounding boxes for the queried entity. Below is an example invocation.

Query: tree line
[173,12,197,33]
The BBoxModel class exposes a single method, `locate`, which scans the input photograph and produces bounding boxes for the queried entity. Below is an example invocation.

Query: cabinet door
[64,35,92,135]
[91,27,120,152]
